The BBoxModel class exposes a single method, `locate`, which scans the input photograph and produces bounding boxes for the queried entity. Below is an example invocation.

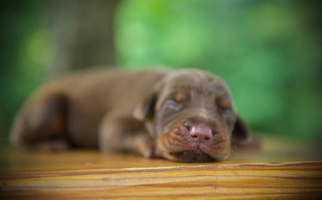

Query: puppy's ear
[231,116,251,145]
[133,93,157,121]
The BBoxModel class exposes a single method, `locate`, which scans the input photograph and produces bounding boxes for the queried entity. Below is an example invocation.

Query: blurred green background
[0,0,321,143]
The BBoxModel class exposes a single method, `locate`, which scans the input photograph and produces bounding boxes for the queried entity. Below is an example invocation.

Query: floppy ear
[133,92,157,121]
[231,116,251,145]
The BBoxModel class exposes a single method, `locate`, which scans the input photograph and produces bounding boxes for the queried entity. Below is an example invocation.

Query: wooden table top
[1,136,322,199]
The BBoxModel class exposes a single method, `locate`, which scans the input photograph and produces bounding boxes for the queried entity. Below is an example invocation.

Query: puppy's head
[134,69,250,162]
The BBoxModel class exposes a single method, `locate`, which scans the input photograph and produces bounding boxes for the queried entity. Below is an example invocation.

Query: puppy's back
[10,68,168,149]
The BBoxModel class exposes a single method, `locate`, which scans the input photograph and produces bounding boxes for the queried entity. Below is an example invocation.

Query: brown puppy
[10,68,251,162]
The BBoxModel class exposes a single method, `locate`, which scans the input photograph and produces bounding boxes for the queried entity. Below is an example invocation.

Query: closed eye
[165,99,181,111]
[222,109,233,119]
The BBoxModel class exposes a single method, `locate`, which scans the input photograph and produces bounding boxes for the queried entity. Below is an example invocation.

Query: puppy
[10,68,251,162]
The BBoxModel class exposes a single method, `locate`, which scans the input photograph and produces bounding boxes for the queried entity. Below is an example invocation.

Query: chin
[167,149,214,163]
[162,148,231,163]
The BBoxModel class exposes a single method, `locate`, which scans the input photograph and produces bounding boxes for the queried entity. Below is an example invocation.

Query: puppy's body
[11,68,251,162]
[11,69,166,149]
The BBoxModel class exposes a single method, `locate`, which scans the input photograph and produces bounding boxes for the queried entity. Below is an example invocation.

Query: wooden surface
[1,136,322,199]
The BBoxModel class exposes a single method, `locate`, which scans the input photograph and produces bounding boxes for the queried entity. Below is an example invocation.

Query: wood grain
[1,136,322,199]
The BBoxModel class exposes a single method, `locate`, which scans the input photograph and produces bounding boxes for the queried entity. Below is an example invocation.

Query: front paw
[140,145,154,158]
[140,145,163,158]
[138,136,162,158]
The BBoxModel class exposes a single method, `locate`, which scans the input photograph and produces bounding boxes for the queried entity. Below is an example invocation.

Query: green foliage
[116,0,322,141]
[1,0,321,142]
[0,0,49,138]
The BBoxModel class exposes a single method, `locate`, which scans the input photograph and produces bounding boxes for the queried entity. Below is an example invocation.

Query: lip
[199,143,211,153]
[199,142,231,161]
[190,142,212,156]
[169,141,200,153]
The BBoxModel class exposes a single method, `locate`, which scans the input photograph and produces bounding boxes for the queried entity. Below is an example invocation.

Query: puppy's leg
[10,92,70,152]
[99,116,161,158]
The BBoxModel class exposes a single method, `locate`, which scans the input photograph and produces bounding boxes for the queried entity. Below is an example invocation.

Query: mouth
[158,124,231,162]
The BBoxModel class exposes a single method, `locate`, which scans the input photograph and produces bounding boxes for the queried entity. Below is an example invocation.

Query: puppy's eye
[165,100,181,111]
[222,109,233,119]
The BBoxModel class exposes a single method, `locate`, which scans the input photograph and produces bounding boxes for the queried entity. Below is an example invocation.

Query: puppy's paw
[138,135,162,158]
[140,146,154,158]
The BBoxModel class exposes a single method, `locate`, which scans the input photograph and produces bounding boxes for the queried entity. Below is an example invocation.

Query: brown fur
[10,68,252,162]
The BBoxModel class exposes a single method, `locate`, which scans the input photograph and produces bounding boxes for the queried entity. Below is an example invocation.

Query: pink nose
[189,124,213,142]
